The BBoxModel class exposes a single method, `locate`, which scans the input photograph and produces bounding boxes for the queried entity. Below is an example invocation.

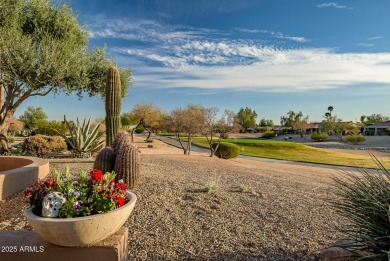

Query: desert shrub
[330,158,390,260]
[35,121,68,136]
[7,135,15,143]
[212,142,240,159]
[204,169,220,193]
[134,126,145,134]
[345,134,366,144]
[311,132,328,141]
[22,135,67,157]
[262,130,276,139]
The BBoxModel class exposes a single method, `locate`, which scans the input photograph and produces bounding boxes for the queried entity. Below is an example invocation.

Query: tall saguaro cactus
[105,66,122,146]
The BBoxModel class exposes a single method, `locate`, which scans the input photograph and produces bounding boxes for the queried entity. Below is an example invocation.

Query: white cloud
[235,28,310,43]
[118,48,390,93]
[357,43,374,47]
[90,16,390,94]
[317,3,349,9]
[368,36,382,41]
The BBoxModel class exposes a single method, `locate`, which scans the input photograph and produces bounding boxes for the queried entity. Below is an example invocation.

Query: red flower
[117,197,125,207]
[115,183,127,191]
[90,169,103,181]
[44,178,57,188]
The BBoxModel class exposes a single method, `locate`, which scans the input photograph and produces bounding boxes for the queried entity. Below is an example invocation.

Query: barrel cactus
[112,131,131,153]
[114,141,141,189]
[94,147,116,174]
[105,66,122,147]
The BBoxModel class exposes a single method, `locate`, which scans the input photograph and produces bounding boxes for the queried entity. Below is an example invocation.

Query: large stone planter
[24,191,137,247]
[0,156,49,200]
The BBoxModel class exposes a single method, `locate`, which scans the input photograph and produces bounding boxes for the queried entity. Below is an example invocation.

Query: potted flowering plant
[23,167,137,247]
[24,167,128,218]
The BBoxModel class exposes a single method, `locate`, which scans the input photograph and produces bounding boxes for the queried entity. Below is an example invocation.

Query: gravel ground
[0,139,348,260]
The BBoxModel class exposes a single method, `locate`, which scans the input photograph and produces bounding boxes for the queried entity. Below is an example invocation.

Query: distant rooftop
[368,121,390,127]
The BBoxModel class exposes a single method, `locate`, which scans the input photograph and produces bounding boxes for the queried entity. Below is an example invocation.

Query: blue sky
[16,0,390,124]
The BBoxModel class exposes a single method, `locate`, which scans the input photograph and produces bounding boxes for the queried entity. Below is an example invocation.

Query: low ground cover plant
[203,169,220,193]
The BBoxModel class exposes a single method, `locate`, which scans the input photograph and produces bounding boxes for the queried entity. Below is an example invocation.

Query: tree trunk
[0,111,13,136]
[187,135,192,155]
[0,84,4,120]
[146,130,152,140]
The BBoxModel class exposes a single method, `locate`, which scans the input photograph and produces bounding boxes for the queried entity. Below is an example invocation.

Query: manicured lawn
[192,138,384,168]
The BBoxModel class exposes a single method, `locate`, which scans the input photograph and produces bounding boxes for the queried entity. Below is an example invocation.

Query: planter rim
[24,190,137,222]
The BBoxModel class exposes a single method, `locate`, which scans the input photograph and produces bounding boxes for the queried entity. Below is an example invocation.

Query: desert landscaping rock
[0,138,349,260]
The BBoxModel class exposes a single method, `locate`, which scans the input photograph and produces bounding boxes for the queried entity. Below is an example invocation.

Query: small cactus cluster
[93,131,141,189]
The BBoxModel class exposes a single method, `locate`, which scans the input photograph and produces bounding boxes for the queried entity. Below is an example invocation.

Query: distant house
[362,121,390,136]
[306,122,321,133]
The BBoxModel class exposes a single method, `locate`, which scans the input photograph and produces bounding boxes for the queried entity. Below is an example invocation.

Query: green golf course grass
[192,138,385,168]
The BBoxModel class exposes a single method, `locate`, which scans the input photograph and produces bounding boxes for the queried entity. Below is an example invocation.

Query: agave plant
[55,118,104,158]
[330,156,390,260]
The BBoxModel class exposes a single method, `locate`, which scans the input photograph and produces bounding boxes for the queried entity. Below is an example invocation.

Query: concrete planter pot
[24,191,137,247]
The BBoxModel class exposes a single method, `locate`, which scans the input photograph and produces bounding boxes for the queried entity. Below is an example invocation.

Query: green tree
[0,0,133,135]
[280,110,305,132]
[237,107,258,130]
[121,112,135,127]
[360,114,389,125]
[259,118,274,128]
[19,106,48,131]
[322,106,358,141]
[35,120,68,136]
[259,118,274,132]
